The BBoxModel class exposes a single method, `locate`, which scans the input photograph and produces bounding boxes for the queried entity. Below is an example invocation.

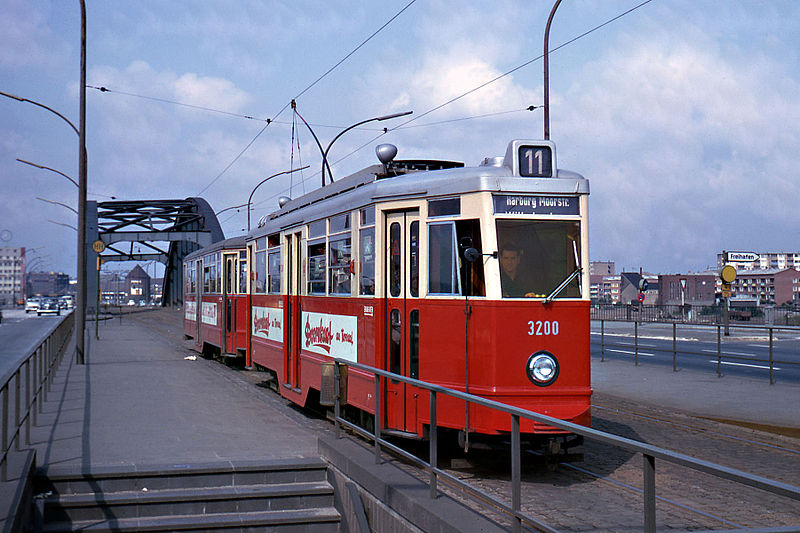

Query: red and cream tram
[183,236,250,362]
[186,139,591,444]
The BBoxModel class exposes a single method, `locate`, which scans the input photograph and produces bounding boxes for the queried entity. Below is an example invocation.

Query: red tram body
[184,236,250,360]
[184,139,591,443]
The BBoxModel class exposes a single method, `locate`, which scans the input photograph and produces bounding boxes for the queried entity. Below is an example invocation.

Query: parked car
[25,298,41,314]
[37,299,61,316]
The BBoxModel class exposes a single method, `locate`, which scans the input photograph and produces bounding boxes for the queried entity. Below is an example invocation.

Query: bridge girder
[86,198,223,309]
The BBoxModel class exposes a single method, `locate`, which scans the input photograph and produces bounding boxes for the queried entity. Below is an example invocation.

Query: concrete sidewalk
[591,356,800,433]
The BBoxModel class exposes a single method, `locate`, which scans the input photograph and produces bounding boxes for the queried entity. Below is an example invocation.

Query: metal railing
[594,319,800,384]
[1,312,73,480]
[328,359,800,533]
[592,303,800,326]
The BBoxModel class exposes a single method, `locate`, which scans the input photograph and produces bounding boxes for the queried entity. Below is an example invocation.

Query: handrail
[594,318,799,384]
[329,357,800,533]
[1,311,74,480]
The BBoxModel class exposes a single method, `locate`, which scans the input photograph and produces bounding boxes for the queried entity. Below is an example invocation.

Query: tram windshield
[496,220,581,299]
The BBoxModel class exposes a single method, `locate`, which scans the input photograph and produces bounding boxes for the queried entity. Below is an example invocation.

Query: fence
[592,303,800,326]
[327,359,800,533]
[1,311,73,480]
[593,319,800,385]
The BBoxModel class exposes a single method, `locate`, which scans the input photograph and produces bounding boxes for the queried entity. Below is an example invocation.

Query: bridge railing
[593,319,800,384]
[592,303,800,326]
[327,358,800,533]
[1,311,73,481]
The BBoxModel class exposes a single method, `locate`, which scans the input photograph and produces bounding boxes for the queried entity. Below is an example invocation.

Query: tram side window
[496,220,581,298]
[428,222,458,294]
[359,207,375,296]
[308,240,326,294]
[267,233,281,294]
[359,227,375,296]
[268,250,281,293]
[238,251,247,294]
[329,236,351,294]
[189,263,196,294]
[253,238,267,294]
[457,219,485,297]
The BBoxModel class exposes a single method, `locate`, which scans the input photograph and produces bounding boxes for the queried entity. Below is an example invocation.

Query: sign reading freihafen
[728,251,759,262]
[302,311,357,362]
[493,194,579,215]
[252,306,283,342]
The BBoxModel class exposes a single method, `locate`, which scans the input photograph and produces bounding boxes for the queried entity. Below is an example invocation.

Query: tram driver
[499,242,529,297]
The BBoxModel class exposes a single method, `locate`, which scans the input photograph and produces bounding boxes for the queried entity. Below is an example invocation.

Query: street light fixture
[247,166,309,231]
[17,158,79,188]
[321,110,412,184]
[37,196,78,215]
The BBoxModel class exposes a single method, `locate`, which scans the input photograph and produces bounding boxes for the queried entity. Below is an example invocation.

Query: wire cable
[324,0,656,173]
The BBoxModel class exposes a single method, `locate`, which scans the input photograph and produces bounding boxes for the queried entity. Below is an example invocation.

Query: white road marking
[707,360,781,371]
[607,349,655,357]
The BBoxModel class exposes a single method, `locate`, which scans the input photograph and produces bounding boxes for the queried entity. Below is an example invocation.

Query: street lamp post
[0,1,88,364]
[321,111,412,184]
[543,0,563,140]
[77,0,88,364]
[17,159,80,188]
[247,166,309,231]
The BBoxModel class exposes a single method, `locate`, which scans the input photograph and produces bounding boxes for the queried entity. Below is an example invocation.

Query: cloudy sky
[2,0,798,277]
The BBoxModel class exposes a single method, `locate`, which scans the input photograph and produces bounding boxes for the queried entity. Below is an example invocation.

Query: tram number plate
[519,145,553,177]
[528,320,559,336]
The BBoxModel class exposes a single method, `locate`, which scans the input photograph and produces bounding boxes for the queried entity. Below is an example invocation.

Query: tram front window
[496,220,580,299]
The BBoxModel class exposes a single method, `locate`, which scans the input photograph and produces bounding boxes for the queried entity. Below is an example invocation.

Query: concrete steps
[33,458,340,532]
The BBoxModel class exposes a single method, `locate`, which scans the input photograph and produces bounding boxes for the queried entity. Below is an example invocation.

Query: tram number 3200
[528,320,559,336]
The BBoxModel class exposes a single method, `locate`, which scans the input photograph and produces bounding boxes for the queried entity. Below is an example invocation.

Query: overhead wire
[322,0,657,175]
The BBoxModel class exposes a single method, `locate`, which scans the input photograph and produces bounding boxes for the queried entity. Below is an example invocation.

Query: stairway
[32,458,341,532]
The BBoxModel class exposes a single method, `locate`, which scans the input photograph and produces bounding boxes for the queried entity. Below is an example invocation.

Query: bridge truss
[86,198,223,308]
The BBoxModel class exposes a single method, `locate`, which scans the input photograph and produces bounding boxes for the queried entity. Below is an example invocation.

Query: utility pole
[76,0,88,364]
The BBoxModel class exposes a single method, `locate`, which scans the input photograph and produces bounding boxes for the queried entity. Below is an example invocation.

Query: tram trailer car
[242,139,591,448]
[184,236,250,363]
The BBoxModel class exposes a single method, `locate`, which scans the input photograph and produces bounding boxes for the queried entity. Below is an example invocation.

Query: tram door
[284,232,303,389]
[384,211,421,433]
[223,252,238,354]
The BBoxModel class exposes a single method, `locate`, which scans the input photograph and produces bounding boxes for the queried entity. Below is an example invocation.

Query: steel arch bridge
[86,198,224,308]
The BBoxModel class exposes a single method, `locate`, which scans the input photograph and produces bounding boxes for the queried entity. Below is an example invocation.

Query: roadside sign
[637,292,645,302]
[728,251,758,262]
[92,239,106,253]
[680,278,686,290]
[720,265,737,283]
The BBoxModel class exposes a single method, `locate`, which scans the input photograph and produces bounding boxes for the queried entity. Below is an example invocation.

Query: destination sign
[493,194,579,215]
[728,252,759,262]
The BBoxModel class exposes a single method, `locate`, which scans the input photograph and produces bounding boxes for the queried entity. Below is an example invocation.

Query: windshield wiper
[543,267,582,304]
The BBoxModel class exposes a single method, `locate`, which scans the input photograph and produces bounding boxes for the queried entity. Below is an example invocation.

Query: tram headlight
[526,351,559,386]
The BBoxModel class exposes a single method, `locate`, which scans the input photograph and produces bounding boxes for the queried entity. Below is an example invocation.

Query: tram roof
[184,235,246,260]
[249,148,588,239]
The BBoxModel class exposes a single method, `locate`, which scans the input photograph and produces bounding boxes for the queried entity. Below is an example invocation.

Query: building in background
[657,273,716,307]
[728,268,799,306]
[590,261,615,276]
[718,251,800,272]
[0,247,25,305]
[26,271,70,297]
[125,265,151,304]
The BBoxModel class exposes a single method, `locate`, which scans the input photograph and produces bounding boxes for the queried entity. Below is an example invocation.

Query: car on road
[37,299,61,316]
[25,298,41,314]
